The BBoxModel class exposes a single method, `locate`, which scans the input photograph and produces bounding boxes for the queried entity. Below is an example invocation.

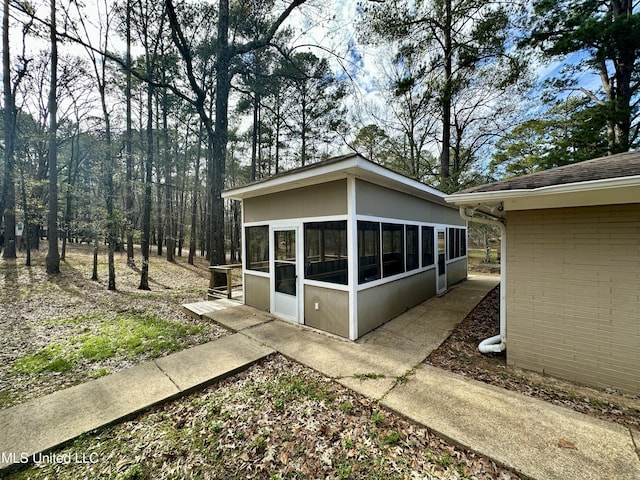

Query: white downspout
[459,207,506,354]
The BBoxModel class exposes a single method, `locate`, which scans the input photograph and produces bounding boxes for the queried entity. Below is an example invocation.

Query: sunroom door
[436,228,447,294]
[272,228,299,322]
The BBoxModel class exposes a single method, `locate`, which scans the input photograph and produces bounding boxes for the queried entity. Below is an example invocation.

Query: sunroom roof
[222,154,450,206]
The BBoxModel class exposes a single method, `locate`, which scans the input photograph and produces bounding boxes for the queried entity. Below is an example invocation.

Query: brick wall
[506,204,640,394]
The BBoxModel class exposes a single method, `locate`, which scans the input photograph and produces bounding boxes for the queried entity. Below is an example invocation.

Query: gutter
[459,207,506,354]
[446,175,640,206]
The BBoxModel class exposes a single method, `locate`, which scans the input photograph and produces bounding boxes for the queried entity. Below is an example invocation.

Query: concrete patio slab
[182,298,239,319]
[204,304,274,331]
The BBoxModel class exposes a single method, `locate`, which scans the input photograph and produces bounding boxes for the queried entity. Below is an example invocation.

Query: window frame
[357,218,454,287]
[357,220,381,284]
[382,222,405,278]
[447,227,467,261]
[406,224,419,271]
[245,225,270,273]
[304,220,348,286]
[421,225,435,268]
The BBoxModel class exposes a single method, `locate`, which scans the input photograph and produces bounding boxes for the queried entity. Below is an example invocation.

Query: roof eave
[223,155,451,206]
[445,175,640,215]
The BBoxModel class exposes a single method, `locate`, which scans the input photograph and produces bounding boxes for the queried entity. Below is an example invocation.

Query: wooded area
[1,0,638,290]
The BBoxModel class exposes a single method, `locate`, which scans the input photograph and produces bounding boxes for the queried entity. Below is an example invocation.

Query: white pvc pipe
[459,207,507,354]
[478,334,506,354]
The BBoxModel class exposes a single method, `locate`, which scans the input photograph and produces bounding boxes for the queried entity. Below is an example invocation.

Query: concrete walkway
[1,275,639,479]
[0,335,275,472]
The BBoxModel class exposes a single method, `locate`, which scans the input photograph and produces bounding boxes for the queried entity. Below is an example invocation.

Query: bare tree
[125,0,135,267]
[46,0,60,274]
[165,0,307,281]
[2,0,16,259]
[72,0,118,289]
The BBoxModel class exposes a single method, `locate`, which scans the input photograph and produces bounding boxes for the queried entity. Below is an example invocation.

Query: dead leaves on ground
[426,286,640,432]
[557,438,577,450]
[13,356,522,480]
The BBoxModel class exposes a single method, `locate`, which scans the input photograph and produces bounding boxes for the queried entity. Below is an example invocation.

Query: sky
[283,0,386,119]
[4,0,613,160]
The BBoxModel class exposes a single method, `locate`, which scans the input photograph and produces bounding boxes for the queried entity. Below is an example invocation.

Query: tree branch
[232,0,308,57]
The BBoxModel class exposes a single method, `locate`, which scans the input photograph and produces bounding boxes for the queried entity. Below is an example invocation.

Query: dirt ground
[0,243,228,408]
[426,285,640,432]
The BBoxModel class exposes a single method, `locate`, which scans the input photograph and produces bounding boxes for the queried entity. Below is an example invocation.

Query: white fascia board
[223,155,449,204]
[221,163,349,200]
[445,176,640,211]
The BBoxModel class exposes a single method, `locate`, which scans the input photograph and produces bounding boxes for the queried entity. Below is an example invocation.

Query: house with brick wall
[446,151,640,394]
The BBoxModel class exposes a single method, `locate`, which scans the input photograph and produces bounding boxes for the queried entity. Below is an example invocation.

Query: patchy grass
[73,311,209,359]
[12,311,209,378]
[6,356,519,480]
[12,344,75,374]
[380,430,402,446]
[0,243,228,409]
[371,409,386,427]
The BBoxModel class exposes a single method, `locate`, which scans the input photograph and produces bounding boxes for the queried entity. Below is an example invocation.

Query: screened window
[358,221,381,284]
[448,228,467,260]
[421,226,434,267]
[304,221,348,285]
[246,225,269,272]
[382,223,404,277]
[406,225,419,271]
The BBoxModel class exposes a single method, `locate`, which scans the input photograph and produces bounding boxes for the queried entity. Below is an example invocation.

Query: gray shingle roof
[459,151,640,194]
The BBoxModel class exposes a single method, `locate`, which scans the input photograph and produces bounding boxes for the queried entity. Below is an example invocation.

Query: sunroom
[222,154,467,340]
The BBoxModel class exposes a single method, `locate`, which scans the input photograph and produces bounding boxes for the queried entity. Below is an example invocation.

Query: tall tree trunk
[125,0,135,267]
[177,127,189,258]
[103,99,116,290]
[18,161,31,266]
[91,237,99,280]
[188,125,202,265]
[61,133,76,262]
[210,0,230,283]
[139,85,154,290]
[164,167,174,263]
[300,93,307,166]
[275,95,281,175]
[163,89,175,262]
[2,0,16,260]
[156,108,164,256]
[199,194,206,258]
[439,0,452,192]
[177,188,185,257]
[250,91,259,181]
[46,0,60,274]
